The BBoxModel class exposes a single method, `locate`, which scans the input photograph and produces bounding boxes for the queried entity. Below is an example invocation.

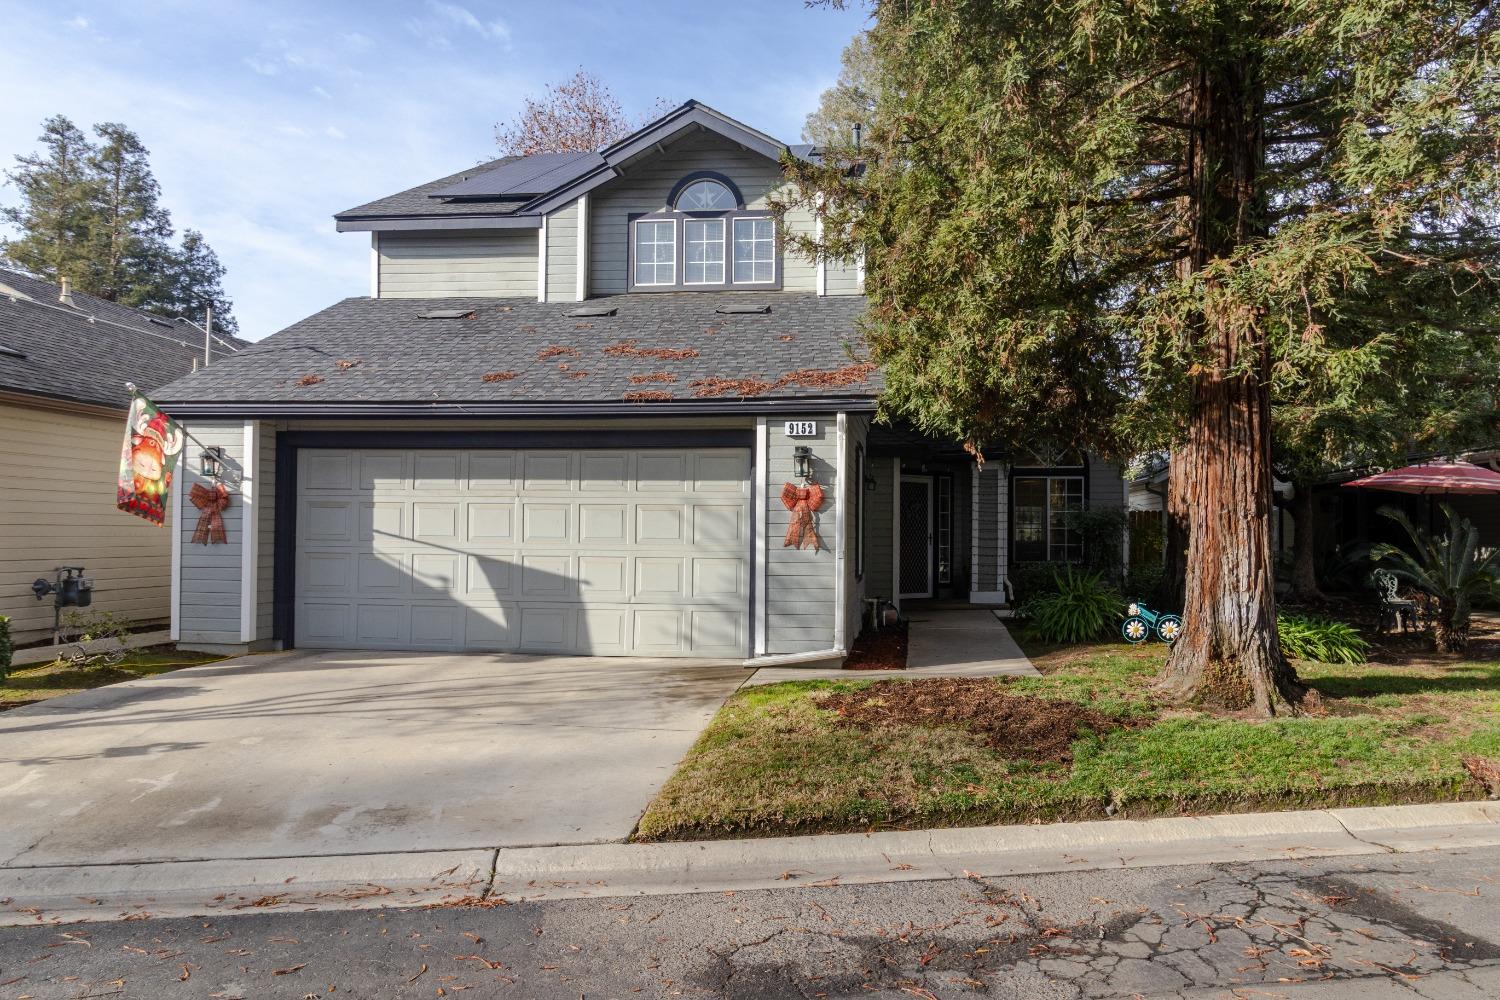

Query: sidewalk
[745,608,1037,685]
[3,800,1496,926]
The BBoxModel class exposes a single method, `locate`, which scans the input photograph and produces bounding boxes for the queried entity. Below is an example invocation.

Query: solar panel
[431,151,604,199]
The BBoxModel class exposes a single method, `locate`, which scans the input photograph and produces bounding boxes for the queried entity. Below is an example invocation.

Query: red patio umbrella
[1343,461,1500,495]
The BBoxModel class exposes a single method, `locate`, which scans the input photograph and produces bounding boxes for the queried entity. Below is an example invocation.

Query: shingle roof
[336,156,534,221]
[0,268,246,409]
[153,293,878,413]
[432,152,604,199]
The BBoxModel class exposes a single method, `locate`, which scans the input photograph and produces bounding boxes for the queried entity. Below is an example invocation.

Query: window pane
[1013,477,1046,562]
[684,218,724,284]
[634,220,675,285]
[676,179,736,212]
[732,217,774,284]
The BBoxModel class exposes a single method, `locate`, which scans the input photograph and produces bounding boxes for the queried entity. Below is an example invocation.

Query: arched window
[674,178,737,212]
[630,172,778,291]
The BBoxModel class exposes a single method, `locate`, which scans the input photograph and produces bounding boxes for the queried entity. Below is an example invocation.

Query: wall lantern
[792,445,814,482]
[865,471,879,492]
[200,446,225,481]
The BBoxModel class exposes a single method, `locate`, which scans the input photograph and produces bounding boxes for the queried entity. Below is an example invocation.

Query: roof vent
[0,344,25,359]
[148,316,175,328]
[418,308,477,320]
[567,304,617,317]
[715,304,771,315]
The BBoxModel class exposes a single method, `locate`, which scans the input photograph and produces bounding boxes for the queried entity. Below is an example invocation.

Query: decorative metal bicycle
[1121,602,1183,645]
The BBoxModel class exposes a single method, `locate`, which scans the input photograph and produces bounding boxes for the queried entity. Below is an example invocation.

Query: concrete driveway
[0,651,746,867]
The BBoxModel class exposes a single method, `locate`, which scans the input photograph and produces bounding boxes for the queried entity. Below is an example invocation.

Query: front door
[899,476,933,599]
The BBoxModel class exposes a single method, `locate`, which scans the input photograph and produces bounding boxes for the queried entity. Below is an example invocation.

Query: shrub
[1123,562,1168,609]
[57,610,134,668]
[0,614,11,677]
[1020,565,1122,645]
[1069,507,1128,579]
[1371,504,1500,653]
[1008,561,1062,604]
[1277,613,1369,665]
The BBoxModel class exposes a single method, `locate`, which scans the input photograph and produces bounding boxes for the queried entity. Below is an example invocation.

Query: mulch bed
[816,677,1132,764]
[842,622,908,670]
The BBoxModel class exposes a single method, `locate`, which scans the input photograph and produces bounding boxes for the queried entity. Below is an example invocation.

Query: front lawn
[1,647,226,710]
[636,643,1500,840]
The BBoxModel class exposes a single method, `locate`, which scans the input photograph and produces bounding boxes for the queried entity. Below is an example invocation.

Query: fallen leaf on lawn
[180,965,192,981]
[272,964,306,975]
[409,964,429,982]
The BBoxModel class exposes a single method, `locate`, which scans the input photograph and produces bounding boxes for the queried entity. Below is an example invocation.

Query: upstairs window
[627,172,781,292]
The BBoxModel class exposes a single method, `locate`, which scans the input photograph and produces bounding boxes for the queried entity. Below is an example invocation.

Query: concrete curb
[3,802,1497,926]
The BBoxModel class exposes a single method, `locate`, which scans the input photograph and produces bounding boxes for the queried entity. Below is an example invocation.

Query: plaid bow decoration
[781,482,825,552]
[190,482,231,545]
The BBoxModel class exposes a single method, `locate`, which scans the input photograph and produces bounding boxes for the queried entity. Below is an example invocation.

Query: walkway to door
[745,608,1037,685]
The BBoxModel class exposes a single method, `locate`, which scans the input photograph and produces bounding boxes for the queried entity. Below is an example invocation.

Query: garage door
[294,448,751,656]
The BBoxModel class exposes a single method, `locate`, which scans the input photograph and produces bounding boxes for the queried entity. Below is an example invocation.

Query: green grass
[636,644,1500,840]
[1,647,226,707]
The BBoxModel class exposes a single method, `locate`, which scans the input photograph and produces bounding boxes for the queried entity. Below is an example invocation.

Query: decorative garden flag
[117,394,184,526]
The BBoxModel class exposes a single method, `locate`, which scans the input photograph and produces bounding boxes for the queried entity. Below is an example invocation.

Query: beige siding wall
[543,199,579,302]
[377,230,537,298]
[589,131,820,296]
[0,398,171,642]
[824,258,862,296]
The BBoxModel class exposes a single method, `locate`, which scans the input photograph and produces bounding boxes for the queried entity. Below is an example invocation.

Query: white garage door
[294,448,751,656]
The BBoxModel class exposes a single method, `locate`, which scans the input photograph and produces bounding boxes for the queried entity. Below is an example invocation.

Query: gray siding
[1089,456,1126,512]
[377,230,537,298]
[974,465,1005,596]
[764,415,840,654]
[177,421,246,646]
[544,199,579,302]
[588,131,818,296]
[824,258,862,296]
[863,456,896,606]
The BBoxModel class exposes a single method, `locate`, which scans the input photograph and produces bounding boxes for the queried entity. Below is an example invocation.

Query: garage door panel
[578,504,628,544]
[413,502,460,540]
[297,448,750,656]
[304,501,354,542]
[361,502,405,543]
[467,452,517,492]
[578,555,628,599]
[636,453,688,492]
[414,453,461,490]
[521,503,570,542]
[693,504,745,546]
[466,503,515,542]
[579,452,630,490]
[520,553,574,598]
[305,452,354,491]
[522,452,572,490]
[467,554,515,599]
[358,452,406,490]
[635,505,685,543]
[357,552,406,593]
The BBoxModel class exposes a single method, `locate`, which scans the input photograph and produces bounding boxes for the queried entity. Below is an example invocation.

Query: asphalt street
[2,845,1498,999]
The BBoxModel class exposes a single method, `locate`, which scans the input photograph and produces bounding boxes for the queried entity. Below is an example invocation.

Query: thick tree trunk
[1154,49,1307,715]
[1287,481,1324,602]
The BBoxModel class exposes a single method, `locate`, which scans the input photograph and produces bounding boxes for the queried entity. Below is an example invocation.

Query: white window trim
[633,217,678,287]
[682,217,726,286]
[731,216,777,286]
[239,421,259,643]
[753,418,769,656]
[536,215,548,302]
[575,194,589,301]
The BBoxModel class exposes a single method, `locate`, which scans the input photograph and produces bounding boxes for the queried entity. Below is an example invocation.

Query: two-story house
[155,101,1124,663]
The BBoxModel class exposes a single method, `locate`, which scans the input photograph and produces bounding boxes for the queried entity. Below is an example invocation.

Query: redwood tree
[791,1,1500,713]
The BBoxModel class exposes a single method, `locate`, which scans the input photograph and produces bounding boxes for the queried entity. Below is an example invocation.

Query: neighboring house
[154,101,1126,663]
[0,268,246,644]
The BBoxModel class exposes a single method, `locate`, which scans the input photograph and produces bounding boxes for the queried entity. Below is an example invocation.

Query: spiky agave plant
[1371,504,1500,654]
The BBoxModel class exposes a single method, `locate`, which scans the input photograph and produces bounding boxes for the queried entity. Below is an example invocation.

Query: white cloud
[409,2,510,48]
[324,125,347,140]
[244,56,280,76]
[65,15,89,30]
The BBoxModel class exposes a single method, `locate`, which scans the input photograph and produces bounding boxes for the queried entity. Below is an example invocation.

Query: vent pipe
[58,276,75,307]
[853,122,862,150]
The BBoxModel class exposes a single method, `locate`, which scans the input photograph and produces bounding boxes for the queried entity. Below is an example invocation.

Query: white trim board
[537,215,548,302]
[575,194,589,301]
[239,421,260,643]
[369,233,380,298]
[832,412,847,651]
[170,451,183,641]
[753,418,769,656]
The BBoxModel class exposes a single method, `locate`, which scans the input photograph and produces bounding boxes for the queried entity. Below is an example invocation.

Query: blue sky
[0,1,867,339]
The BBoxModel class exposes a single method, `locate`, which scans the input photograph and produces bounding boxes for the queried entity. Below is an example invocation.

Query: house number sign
[785,421,818,437]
